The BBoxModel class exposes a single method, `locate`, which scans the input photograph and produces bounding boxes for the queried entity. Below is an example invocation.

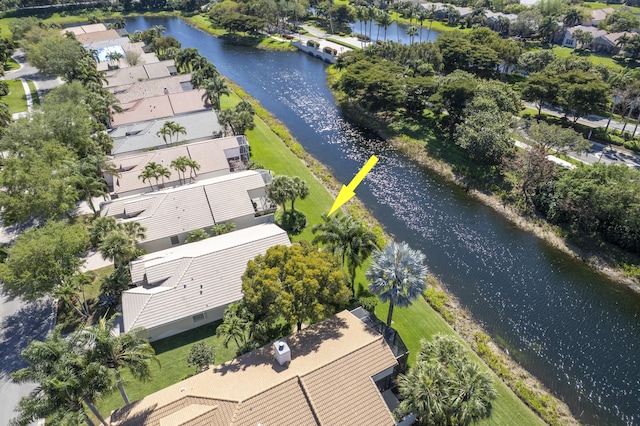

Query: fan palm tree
[312,214,378,290]
[121,221,147,242]
[88,216,118,247]
[84,317,160,405]
[367,241,428,326]
[202,75,230,110]
[175,47,200,72]
[11,327,113,426]
[98,230,138,268]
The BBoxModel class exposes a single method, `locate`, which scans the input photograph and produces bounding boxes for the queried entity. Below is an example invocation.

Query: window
[192,313,205,322]
[170,235,179,245]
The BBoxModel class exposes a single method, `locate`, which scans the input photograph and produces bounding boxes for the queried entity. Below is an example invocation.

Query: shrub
[356,296,378,312]
[306,40,320,48]
[424,287,456,324]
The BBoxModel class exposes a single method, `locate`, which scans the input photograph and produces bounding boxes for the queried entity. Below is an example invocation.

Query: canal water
[126,17,640,425]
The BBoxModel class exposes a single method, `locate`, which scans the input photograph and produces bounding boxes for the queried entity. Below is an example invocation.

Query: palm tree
[157,164,171,187]
[168,121,186,144]
[377,12,393,41]
[416,9,428,43]
[106,51,124,69]
[73,164,108,215]
[84,317,160,405]
[202,75,230,110]
[88,216,118,247]
[398,334,496,425]
[11,327,113,426]
[138,166,157,191]
[312,214,378,290]
[290,176,309,212]
[563,8,582,28]
[406,25,418,45]
[98,230,138,268]
[366,241,428,326]
[156,122,173,146]
[121,221,147,243]
[175,47,200,72]
[184,158,200,182]
[185,228,210,243]
[170,156,189,184]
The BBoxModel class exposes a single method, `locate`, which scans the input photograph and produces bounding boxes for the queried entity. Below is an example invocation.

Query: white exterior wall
[145,304,228,342]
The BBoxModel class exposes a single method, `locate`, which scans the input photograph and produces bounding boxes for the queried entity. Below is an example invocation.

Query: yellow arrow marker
[328,155,379,216]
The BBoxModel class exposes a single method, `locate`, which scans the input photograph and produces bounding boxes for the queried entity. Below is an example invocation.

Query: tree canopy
[242,242,351,331]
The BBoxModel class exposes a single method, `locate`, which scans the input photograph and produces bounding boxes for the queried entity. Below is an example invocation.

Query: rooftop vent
[274,339,291,366]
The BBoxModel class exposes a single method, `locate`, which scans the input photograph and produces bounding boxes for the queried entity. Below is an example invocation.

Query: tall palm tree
[377,12,393,41]
[157,164,171,187]
[406,25,418,45]
[168,122,186,144]
[121,221,147,243]
[417,9,429,43]
[366,241,428,326]
[312,214,378,290]
[170,156,189,184]
[175,47,200,72]
[84,317,160,405]
[138,166,156,191]
[184,158,200,182]
[11,327,113,426]
[156,122,173,146]
[202,76,230,110]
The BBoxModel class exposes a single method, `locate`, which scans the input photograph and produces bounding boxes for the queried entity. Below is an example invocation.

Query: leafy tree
[455,96,513,165]
[25,31,86,81]
[312,214,378,290]
[84,317,159,405]
[517,50,556,75]
[504,144,559,209]
[556,69,610,124]
[398,334,497,426]
[185,228,210,243]
[521,71,559,117]
[528,120,590,155]
[186,342,216,373]
[0,140,79,226]
[367,241,428,326]
[242,242,351,331]
[573,29,594,49]
[0,220,88,301]
[11,327,113,426]
[604,9,640,32]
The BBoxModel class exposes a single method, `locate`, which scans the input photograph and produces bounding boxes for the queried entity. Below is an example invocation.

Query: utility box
[274,339,291,366]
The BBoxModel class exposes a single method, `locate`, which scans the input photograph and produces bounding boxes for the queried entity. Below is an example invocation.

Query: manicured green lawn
[95,320,238,418]
[2,79,27,113]
[375,297,545,426]
[552,46,624,70]
[26,80,39,105]
[220,91,336,241]
[4,58,19,72]
[222,87,545,425]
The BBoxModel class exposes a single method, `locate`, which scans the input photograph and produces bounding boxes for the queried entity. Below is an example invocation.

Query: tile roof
[567,25,608,38]
[76,29,121,44]
[110,90,208,127]
[61,23,107,35]
[111,75,193,103]
[107,136,243,195]
[105,60,177,88]
[109,310,398,426]
[121,223,291,332]
[109,110,224,156]
[102,170,270,243]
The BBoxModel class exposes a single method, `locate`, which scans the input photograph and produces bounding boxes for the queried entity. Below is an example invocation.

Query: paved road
[0,296,55,426]
[2,49,64,99]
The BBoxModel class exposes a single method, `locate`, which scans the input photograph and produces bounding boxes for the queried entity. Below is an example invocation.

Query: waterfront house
[120,223,291,340]
[101,169,275,253]
[104,135,248,197]
[109,309,409,424]
[104,60,178,88]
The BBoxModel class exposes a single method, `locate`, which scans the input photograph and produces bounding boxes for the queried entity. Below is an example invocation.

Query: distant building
[562,25,607,48]
[121,223,291,340]
[101,169,276,253]
[105,135,248,197]
[585,8,615,27]
[109,309,410,424]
